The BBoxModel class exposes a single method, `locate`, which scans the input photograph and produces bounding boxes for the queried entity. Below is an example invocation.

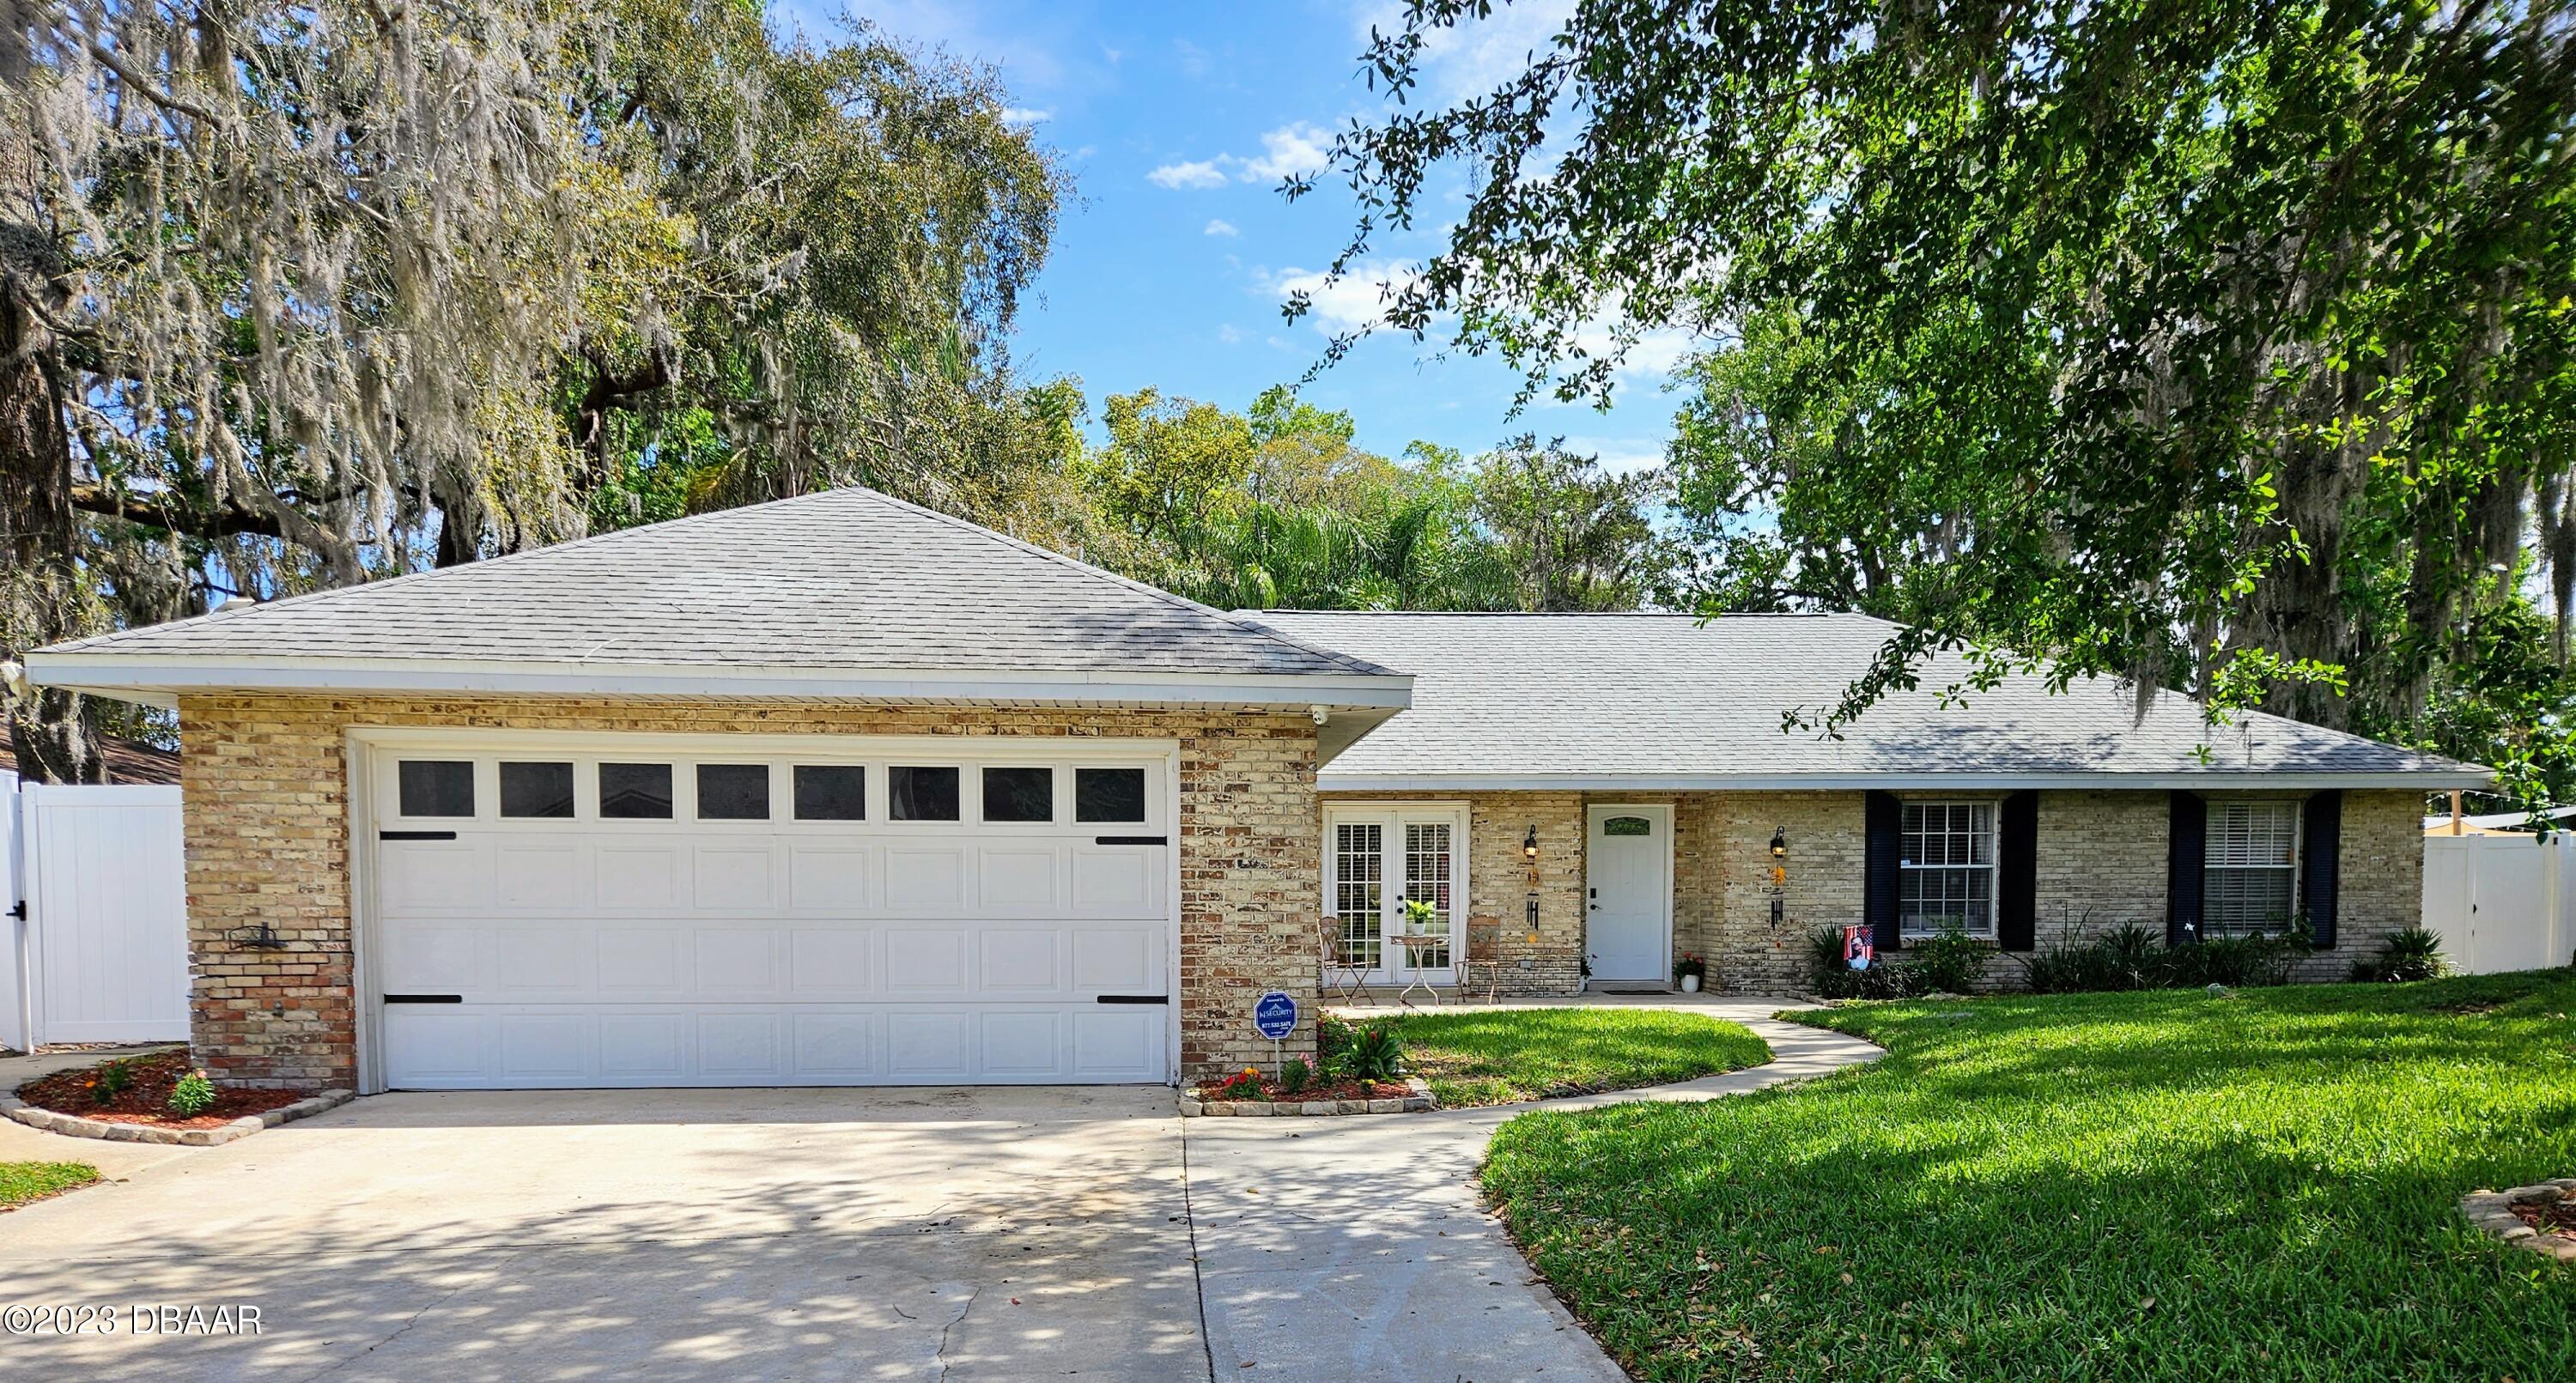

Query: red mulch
[2512,1198,2576,1234]
[1194,1074,1413,1104]
[16,1049,301,1129]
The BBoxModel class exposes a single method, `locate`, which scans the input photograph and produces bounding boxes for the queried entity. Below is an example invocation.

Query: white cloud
[1255,261,1424,334]
[1554,434,1674,476]
[1147,159,1230,190]
[999,106,1052,128]
[1216,324,1244,343]
[1237,122,1332,183]
[1204,218,1240,237]
[1351,0,1576,106]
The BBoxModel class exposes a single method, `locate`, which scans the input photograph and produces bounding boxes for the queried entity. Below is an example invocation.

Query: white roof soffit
[26,652,1413,714]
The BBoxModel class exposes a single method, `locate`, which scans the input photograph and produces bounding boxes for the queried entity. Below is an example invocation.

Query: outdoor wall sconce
[230,919,288,950]
[1523,826,1540,862]
[1770,827,1788,858]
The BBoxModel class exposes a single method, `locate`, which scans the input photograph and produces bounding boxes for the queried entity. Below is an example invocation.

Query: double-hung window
[1899,801,1996,938]
[2204,801,2300,936]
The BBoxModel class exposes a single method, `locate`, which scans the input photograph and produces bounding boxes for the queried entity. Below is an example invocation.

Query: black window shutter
[1865,791,1902,951]
[2302,791,2342,949]
[2167,792,2205,947]
[1998,791,2039,952]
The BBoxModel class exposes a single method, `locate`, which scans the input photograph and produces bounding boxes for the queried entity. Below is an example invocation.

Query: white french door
[1323,804,1467,986]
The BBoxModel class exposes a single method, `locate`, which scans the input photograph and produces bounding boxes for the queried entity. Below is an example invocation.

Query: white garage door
[361,735,1176,1089]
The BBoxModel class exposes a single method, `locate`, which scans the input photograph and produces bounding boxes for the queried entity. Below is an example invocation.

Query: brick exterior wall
[1321,786,2427,997]
[177,695,1319,1089]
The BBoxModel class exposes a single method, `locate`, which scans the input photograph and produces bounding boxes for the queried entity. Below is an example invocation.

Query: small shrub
[167,1070,218,1118]
[1908,929,1988,995]
[2172,921,2312,987]
[1317,1012,1356,1074]
[1279,1058,1313,1095]
[2372,926,2448,983]
[90,1058,135,1106]
[1342,1025,1406,1082]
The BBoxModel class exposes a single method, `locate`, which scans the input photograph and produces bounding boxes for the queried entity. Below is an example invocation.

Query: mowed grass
[1383,1007,1771,1107]
[0,1161,99,1210]
[1482,972,2576,1381]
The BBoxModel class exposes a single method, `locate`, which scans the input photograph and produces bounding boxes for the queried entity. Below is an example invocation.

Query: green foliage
[1804,926,1928,1001]
[1278,1058,1314,1095]
[1483,973,2576,1380]
[166,1071,218,1119]
[2015,919,2311,993]
[2366,928,2451,985]
[1338,1024,1407,1083]
[90,1058,134,1106]
[1670,951,1706,982]
[1382,1009,1768,1107]
[1905,929,1989,997]
[1309,2,2576,798]
[1316,1012,1357,1071]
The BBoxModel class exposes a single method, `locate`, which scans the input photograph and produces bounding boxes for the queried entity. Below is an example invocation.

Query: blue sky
[775,0,1692,473]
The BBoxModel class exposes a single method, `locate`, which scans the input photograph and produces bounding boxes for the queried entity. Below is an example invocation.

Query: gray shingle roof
[1243,610,2489,788]
[35,488,1399,689]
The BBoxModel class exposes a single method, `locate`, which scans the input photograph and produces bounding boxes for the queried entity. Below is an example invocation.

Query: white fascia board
[25,652,1413,711]
[1319,769,2494,792]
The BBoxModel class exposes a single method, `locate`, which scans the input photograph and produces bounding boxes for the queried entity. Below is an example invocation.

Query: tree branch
[70,482,285,540]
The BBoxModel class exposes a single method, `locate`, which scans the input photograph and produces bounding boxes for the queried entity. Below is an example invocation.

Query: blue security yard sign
[1252,991,1298,1040]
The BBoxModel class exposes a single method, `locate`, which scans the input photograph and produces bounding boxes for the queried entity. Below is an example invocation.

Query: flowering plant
[1672,952,1708,981]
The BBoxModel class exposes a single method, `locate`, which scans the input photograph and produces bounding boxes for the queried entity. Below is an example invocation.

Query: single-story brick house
[27,488,2488,1092]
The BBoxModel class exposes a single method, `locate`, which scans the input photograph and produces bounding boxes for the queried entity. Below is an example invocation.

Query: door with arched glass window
[1586,804,1673,984]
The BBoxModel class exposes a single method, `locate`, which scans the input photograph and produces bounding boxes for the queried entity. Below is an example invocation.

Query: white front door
[1587,805,1672,984]
[361,732,1177,1089]
[1323,805,1465,986]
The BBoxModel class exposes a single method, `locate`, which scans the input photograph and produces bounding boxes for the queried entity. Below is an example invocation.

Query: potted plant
[1673,952,1707,992]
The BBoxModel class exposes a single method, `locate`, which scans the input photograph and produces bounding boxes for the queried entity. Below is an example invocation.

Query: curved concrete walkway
[1186,998,1883,1381]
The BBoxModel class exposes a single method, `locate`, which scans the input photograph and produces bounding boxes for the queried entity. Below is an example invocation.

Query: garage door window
[397,761,475,817]
[499,761,574,818]
[793,765,866,820]
[1075,767,1146,823]
[599,762,673,819]
[982,767,1053,822]
[890,766,959,821]
[696,764,770,820]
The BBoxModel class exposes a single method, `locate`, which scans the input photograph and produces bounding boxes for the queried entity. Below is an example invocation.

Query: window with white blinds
[1899,801,1996,937]
[2204,801,2300,935]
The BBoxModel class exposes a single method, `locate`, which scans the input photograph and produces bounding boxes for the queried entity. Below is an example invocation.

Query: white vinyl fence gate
[0,770,191,1052]
[2421,832,2576,976]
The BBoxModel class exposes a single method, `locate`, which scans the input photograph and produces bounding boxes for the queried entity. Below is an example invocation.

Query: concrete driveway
[0,1002,1876,1381]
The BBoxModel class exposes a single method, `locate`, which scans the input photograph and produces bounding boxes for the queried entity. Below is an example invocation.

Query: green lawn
[0,1161,100,1210]
[1381,1007,1771,1107]
[1481,972,2576,1381]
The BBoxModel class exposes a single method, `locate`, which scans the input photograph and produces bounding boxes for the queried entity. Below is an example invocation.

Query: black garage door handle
[380,830,459,841]
[1095,994,1170,1005]
[382,993,463,1004]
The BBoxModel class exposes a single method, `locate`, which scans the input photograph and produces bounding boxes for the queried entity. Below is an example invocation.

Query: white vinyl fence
[0,771,191,1052]
[2422,832,2576,976]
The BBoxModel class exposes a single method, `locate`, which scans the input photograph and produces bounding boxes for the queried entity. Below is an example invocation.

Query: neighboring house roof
[9,735,180,786]
[1243,610,2492,791]
[27,488,1410,742]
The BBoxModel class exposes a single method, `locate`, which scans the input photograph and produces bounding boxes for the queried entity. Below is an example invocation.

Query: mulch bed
[2512,1198,2576,1234]
[1193,1075,1413,1104]
[16,1049,301,1130]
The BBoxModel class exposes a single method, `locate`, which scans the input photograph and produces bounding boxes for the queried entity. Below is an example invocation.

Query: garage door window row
[395,758,1149,827]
